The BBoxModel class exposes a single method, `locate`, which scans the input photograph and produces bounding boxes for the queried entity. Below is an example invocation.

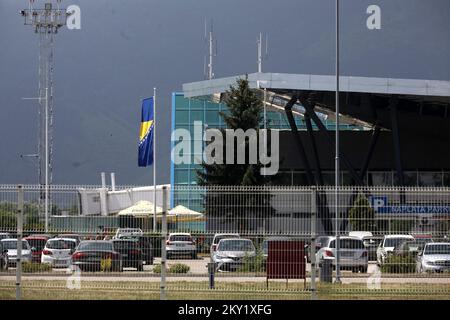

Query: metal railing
[0,184,449,300]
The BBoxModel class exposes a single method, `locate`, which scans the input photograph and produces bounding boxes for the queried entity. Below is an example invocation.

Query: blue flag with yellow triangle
[138,97,154,167]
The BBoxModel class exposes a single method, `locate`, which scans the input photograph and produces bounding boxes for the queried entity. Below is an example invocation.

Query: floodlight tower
[20,0,71,232]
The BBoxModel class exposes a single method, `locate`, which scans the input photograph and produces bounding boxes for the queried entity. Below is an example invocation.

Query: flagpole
[153,87,157,232]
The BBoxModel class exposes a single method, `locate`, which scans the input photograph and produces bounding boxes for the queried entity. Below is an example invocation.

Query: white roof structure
[183,72,450,99]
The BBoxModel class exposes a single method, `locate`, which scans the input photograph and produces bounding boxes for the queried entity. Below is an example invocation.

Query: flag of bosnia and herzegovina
[138,97,154,167]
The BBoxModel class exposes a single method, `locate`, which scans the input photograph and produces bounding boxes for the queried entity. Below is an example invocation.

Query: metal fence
[1,184,450,300]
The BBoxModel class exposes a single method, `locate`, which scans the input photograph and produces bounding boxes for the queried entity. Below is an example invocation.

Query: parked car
[213,238,256,272]
[411,233,434,247]
[392,239,426,257]
[112,239,144,271]
[114,228,143,239]
[0,241,8,271]
[166,233,197,259]
[376,234,414,265]
[417,242,450,273]
[0,233,12,240]
[24,235,50,263]
[316,236,368,273]
[71,240,123,272]
[57,234,82,245]
[41,238,77,268]
[210,233,240,259]
[362,236,383,261]
[0,239,32,267]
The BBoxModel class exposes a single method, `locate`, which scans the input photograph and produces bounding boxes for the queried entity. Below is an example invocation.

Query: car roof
[425,242,450,246]
[1,238,27,242]
[25,236,49,240]
[80,240,112,243]
[169,233,192,235]
[48,238,77,242]
[219,238,250,242]
[384,235,414,239]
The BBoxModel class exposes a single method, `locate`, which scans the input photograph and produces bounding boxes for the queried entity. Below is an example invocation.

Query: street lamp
[335,0,342,284]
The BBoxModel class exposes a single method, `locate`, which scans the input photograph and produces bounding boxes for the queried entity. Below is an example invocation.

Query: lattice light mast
[20,0,71,231]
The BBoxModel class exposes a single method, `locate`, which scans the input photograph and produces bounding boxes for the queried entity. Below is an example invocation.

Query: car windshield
[424,244,450,255]
[214,235,239,244]
[26,239,47,250]
[46,240,76,250]
[414,238,432,245]
[78,242,113,251]
[218,240,254,252]
[1,240,29,250]
[113,241,139,250]
[329,239,364,249]
[385,238,412,248]
[170,235,192,242]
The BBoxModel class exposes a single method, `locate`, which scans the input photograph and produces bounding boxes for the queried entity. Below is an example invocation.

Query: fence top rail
[172,185,450,192]
[1,184,450,192]
[0,184,143,191]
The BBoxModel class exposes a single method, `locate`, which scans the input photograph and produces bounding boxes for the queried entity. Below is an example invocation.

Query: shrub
[100,258,112,271]
[380,254,416,273]
[239,251,265,273]
[22,262,52,273]
[152,263,190,274]
[169,263,190,274]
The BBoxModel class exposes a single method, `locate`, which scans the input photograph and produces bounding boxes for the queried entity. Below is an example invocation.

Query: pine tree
[196,76,274,232]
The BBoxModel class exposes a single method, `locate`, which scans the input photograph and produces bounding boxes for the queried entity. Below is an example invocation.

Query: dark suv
[114,236,154,266]
[112,239,144,271]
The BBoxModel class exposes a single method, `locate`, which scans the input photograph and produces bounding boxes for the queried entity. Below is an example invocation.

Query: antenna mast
[257,32,269,73]
[20,0,71,230]
[204,19,216,80]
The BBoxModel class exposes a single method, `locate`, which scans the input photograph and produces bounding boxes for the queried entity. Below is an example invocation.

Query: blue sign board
[369,196,450,215]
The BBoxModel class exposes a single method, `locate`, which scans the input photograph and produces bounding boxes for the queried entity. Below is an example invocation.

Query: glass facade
[170,92,363,210]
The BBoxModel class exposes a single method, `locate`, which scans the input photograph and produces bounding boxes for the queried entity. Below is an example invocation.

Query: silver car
[166,233,197,259]
[417,242,450,273]
[315,236,368,273]
[213,238,256,272]
[1,239,32,266]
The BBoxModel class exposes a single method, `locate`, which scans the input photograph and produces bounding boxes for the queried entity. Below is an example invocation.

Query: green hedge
[152,263,190,274]
[380,254,416,273]
[22,262,53,273]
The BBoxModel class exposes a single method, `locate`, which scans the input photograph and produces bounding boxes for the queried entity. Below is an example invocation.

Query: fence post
[160,186,168,300]
[16,185,24,300]
[310,186,317,300]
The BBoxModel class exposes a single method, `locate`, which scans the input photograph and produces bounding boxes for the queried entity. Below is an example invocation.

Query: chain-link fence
[1,184,450,300]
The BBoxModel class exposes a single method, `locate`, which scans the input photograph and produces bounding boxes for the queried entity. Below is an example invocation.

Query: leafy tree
[196,76,275,232]
[348,194,376,231]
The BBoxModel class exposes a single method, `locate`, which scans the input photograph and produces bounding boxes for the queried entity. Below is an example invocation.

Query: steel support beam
[284,94,314,185]
[301,97,364,186]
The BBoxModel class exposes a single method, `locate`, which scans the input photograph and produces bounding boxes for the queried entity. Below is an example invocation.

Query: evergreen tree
[348,194,376,231]
[196,76,274,232]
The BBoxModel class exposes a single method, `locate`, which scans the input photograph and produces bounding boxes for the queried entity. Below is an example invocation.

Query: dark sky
[1,0,449,186]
